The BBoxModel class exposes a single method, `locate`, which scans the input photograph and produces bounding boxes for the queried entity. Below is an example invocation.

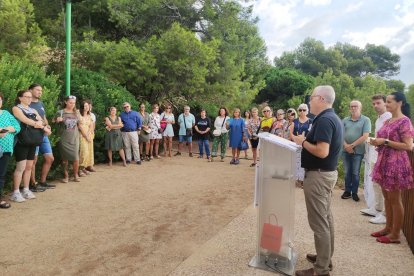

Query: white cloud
[342,27,400,48]
[304,0,331,6]
[344,2,363,13]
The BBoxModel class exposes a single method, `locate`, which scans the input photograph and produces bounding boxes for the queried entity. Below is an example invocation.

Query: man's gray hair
[315,85,335,104]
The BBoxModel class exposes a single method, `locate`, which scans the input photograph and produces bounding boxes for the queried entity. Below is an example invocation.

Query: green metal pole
[65,0,72,96]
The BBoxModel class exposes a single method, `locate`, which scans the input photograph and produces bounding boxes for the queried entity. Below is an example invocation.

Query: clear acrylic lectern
[249,133,299,275]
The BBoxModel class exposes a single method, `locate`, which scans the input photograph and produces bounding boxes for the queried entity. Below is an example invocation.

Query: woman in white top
[149,104,162,159]
[211,107,230,162]
[161,104,175,157]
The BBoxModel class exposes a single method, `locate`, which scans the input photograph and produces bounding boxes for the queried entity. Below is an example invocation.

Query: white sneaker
[22,189,36,200]
[360,208,378,217]
[10,192,26,203]
[369,213,386,224]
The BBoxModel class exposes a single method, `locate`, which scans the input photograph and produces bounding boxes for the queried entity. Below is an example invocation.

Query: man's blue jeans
[342,152,364,194]
[198,139,211,157]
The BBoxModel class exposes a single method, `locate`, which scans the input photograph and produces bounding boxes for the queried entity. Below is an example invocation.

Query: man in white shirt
[360,94,392,224]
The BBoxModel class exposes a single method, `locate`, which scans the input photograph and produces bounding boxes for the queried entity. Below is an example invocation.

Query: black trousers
[0,152,11,196]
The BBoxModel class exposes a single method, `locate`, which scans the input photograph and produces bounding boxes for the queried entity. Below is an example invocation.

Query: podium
[249,133,300,275]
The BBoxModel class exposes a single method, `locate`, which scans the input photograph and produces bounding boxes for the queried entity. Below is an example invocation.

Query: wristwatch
[384,139,389,146]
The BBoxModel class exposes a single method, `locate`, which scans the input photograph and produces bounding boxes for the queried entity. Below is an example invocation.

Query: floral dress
[149,112,162,139]
[372,116,414,191]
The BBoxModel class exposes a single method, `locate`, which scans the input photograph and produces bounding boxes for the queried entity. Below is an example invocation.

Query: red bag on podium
[260,214,283,253]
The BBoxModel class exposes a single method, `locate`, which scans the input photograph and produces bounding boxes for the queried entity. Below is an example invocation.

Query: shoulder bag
[213,117,226,136]
[183,114,193,137]
[17,107,44,146]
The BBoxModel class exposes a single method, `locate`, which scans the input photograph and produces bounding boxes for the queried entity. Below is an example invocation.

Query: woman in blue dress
[227,108,246,165]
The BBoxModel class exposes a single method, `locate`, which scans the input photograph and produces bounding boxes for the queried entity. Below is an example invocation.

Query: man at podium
[292,85,344,276]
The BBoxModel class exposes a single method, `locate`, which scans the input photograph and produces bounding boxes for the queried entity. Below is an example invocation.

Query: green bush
[0,54,62,191]
[69,68,139,163]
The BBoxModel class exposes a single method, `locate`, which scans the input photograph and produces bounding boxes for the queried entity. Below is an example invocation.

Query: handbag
[183,114,193,137]
[260,214,283,253]
[160,115,167,132]
[238,140,249,150]
[213,117,226,136]
[17,107,44,146]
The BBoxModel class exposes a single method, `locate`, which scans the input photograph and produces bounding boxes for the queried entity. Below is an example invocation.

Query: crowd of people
[1,83,413,276]
[0,83,316,209]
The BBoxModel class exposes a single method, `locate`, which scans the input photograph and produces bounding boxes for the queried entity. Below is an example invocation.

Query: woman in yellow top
[79,100,95,176]
[259,107,274,132]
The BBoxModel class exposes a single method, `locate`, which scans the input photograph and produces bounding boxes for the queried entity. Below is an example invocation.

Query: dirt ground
[0,148,255,275]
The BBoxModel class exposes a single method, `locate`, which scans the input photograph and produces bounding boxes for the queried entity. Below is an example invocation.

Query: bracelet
[302,140,306,148]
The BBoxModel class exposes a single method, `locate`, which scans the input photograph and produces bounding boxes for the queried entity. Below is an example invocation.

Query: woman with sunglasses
[54,95,81,183]
[11,90,50,202]
[138,103,151,161]
[259,107,274,133]
[271,109,285,136]
[291,103,312,188]
[161,104,175,157]
[283,108,297,140]
[247,107,261,167]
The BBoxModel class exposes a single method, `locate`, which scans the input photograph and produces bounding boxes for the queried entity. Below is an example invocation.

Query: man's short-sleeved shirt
[302,108,344,171]
[178,113,195,136]
[30,101,46,118]
[343,115,371,155]
[120,110,142,132]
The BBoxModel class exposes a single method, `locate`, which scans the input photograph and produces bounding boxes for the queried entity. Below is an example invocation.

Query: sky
[252,0,414,87]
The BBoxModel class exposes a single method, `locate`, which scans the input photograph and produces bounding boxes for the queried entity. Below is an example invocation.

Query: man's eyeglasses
[123,106,130,109]
[298,109,307,112]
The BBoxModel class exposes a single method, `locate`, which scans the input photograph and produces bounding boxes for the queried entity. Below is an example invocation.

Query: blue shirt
[177,113,195,136]
[120,110,142,132]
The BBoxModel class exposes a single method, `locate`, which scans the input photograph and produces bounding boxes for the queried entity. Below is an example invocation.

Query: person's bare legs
[252,148,257,164]
[30,155,38,185]
[22,160,34,189]
[73,160,79,180]
[119,149,127,166]
[62,160,69,181]
[188,140,192,154]
[149,139,155,158]
[168,137,173,157]
[377,188,392,235]
[387,190,403,241]
[163,137,168,157]
[107,149,113,166]
[154,139,160,157]
[13,160,27,191]
[231,148,236,160]
[40,154,54,183]
[236,149,241,161]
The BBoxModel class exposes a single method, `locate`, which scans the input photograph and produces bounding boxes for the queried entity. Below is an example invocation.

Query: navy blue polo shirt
[120,110,142,132]
[301,108,344,171]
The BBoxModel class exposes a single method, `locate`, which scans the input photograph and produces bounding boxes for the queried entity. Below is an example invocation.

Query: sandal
[72,177,81,182]
[86,167,96,172]
[0,200,11,209]
[61,178,69,183]
[376,236,401,244]
[82,169,91,175]
[79,171,86,177]
[250,163,256,167]
[371,230,389,238]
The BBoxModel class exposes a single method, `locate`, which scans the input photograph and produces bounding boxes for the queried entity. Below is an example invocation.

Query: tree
[275,38,401,79]
[73,37,157,99]
[0,0,47,60]
[145,22,217,105]
[255,68,314,110]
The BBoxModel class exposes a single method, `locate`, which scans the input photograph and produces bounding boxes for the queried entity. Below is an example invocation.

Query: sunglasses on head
[68,95,76,100]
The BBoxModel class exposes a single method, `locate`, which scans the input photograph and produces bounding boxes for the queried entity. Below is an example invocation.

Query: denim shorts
[35,136,53,156]
[178,135,192,143]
